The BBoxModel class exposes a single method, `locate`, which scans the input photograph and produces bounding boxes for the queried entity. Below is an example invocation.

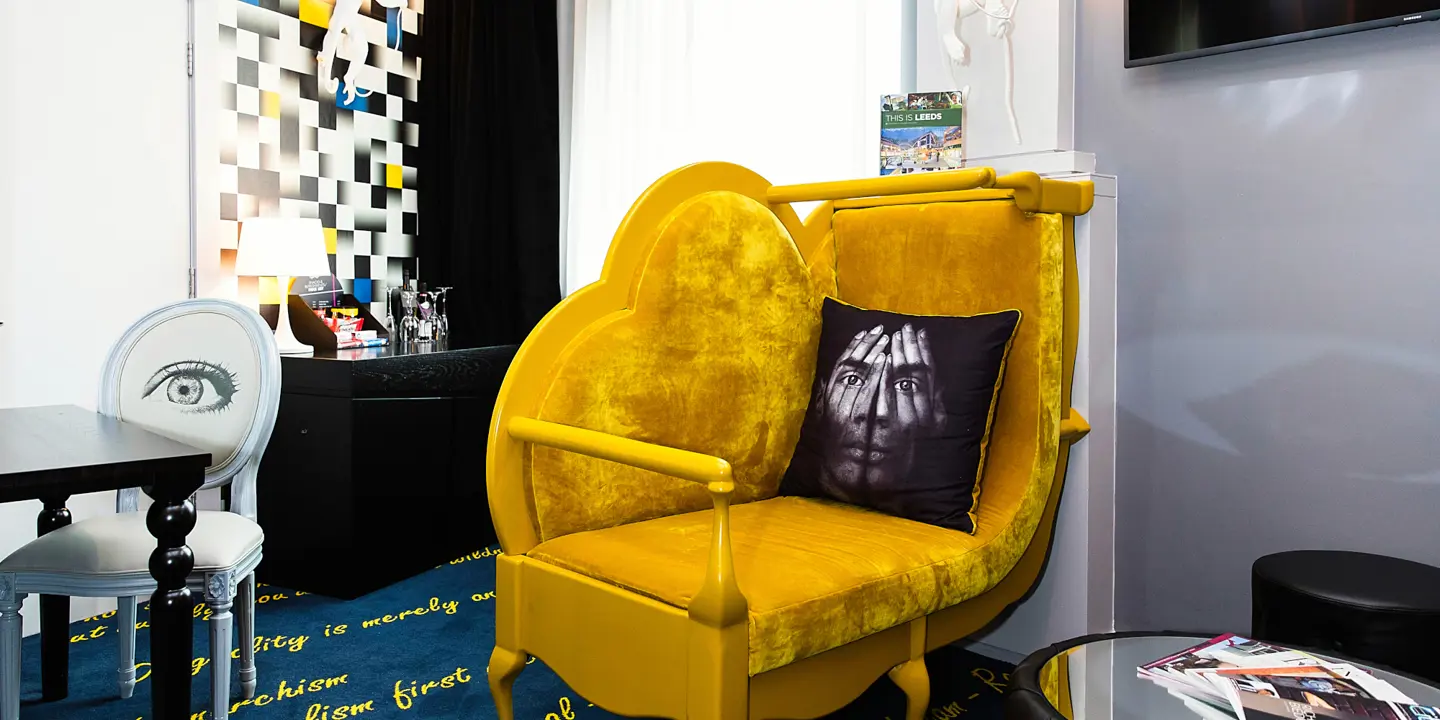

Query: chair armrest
[506,416,749,628]
[1060,410,1090,443]
[508,416,732,491]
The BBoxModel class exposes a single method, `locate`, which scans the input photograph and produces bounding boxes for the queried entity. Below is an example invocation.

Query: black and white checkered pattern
[217,0,421,316]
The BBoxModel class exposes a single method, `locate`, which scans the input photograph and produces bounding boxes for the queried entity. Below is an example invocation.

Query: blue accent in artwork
[240,0,261,5]
[388,8,403,50]
[352,277,373,304]
[336,81,369,111]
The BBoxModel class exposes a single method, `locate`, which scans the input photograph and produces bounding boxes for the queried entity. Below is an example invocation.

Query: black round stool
[1252,550,1440,682]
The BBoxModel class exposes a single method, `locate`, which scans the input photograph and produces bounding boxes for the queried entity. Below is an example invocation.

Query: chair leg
[1,591,26,720]
[237,573,256,700]
[205,573,238,720]
[117,596,138,698]
[487,645,529,720]
[889,657,930,720]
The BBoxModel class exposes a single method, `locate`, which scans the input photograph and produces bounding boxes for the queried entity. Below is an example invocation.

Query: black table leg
[36,494,71,702]
[145,474,201,720]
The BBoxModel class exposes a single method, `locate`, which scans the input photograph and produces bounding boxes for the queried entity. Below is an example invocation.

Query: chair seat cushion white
[0,511,263,576]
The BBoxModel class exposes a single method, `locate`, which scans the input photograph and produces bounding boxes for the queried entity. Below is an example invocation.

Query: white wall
[1079,0,1440,633]
[562,0,902,295]
[0,1,192,634]
[915,0,1075,158]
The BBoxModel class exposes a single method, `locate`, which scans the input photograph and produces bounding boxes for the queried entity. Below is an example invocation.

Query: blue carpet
[17,546,1013,719]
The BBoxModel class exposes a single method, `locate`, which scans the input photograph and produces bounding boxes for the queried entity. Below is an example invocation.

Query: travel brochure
[880,91,964,176]
[1139,634,1440,720]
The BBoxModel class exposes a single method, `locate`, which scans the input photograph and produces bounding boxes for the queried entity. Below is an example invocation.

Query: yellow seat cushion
[529,495,1021,676]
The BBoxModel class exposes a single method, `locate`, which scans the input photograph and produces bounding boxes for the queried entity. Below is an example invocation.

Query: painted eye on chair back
[116,312,262,472]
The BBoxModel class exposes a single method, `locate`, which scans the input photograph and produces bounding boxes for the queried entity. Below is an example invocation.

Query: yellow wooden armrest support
[507,416,748,628]
[1060,409,1090,443]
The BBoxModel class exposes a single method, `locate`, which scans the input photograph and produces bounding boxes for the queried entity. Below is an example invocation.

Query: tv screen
[1127,1,1440,66]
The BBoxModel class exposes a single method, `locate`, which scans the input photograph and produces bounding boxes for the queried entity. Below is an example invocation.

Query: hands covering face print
[817,322,943,502]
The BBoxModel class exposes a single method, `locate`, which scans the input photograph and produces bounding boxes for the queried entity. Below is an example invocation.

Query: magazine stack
[1138,634,1440,719]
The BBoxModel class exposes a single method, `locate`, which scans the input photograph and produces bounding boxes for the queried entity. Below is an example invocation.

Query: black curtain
[420,0,560,349]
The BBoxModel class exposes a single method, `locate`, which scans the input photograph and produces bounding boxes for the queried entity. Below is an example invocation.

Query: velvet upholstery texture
[832,202,1063,561]
[532,496,981,676]
[529,190,822,541]
[528,199,1066,676]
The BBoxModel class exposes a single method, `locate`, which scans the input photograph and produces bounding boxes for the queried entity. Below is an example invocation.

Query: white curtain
[561,0,902,295]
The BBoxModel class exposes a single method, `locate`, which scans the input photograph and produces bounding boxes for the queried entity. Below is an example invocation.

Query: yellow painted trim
[768,169,1093,215]
[508,416,732,489]
[997,172,1096,215]
[833,188,1014,210]
[749,623,912,719]
[1060,411,1090,442]
[514,557,691,719]
[769,168,997,204]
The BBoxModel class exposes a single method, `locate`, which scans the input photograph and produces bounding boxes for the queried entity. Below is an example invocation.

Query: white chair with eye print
[0,298,281,720]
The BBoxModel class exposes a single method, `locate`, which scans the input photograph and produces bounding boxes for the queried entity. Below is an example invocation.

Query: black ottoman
[1252,550,1440,682]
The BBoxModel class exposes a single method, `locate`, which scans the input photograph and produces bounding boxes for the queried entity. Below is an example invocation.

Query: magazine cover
[880,91,964,176]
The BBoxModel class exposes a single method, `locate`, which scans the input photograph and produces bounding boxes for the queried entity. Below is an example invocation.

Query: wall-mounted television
[1127,2,1440,67]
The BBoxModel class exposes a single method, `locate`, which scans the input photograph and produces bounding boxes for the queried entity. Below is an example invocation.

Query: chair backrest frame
[98,298,281,520]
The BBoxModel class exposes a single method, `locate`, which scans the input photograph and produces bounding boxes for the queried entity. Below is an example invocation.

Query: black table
[0,405,211,720]
[1006,631,1440,719]
[257,343,515,597]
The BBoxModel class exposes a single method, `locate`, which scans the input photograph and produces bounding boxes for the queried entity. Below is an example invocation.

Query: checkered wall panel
[217,0,422,317]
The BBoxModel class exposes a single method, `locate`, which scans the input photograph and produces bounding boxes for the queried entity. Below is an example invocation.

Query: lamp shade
[234,217,332,278]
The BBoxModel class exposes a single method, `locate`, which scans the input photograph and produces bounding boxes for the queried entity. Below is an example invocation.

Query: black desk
[0,405,210,720]
[257,343,516,598]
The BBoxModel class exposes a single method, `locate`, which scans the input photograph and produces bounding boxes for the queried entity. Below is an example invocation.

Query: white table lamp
[235,217,332,356]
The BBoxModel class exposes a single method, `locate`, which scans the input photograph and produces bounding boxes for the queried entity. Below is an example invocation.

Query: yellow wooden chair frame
[486,162,1093,720]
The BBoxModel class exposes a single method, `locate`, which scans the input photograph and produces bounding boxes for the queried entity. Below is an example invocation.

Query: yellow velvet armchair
[486,162,1093,720]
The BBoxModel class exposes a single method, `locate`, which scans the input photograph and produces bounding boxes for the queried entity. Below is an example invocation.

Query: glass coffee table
[1007,632,1440,719]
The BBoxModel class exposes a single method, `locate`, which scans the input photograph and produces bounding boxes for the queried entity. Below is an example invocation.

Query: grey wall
[1077,1,1440,632]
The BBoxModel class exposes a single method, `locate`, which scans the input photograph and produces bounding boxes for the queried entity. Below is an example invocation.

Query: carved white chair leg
[237,572,256,699]
[206,572,239,720]
[1,579,25,720]
[117,596,138,698]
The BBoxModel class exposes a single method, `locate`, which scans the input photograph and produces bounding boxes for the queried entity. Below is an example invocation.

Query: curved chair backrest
[99,299,281,521]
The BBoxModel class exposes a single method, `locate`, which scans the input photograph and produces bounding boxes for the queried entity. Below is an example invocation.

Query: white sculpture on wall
[318,0,410,105]
[934,0,1022,145]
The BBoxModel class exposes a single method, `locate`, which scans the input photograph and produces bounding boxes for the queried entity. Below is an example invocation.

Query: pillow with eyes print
[778,297,1020,534]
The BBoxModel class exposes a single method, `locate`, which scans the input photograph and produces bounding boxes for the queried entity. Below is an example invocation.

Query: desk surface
[280,343,519,398]
[0,405,211,502]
